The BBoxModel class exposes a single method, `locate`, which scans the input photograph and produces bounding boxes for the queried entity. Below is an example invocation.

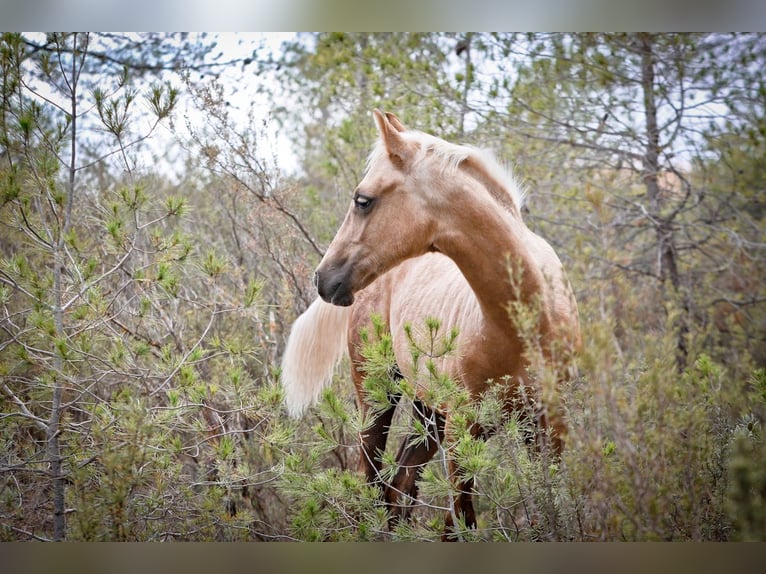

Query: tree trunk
[48,265,66,540]
[638,33,689,369]
[457,32,474,138]
[46,32,88,541]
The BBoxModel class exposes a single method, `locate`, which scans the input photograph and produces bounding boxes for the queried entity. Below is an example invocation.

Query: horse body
[353,254,489,392]
[281,109,580,537]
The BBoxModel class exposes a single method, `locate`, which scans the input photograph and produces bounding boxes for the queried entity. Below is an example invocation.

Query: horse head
[314,109,440,306]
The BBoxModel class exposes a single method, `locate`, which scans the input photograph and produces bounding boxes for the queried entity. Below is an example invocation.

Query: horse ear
[373,109,412,165]
[385,112,406,132]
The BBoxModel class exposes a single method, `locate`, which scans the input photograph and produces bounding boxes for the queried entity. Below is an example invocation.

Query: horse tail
[281,297,353,418]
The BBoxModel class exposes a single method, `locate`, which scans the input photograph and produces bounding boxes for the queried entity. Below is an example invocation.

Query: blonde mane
[367,130,527,213]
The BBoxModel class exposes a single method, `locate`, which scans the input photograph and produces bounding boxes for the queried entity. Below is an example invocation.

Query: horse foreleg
[385,400,445,527]
[358,394,400,486]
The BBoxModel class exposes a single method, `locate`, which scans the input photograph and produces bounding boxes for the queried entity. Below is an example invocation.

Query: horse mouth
[321,281,355,306]
[329,290,355,307]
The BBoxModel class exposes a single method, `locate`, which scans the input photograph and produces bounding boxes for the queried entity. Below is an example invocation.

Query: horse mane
[367,129,527,214]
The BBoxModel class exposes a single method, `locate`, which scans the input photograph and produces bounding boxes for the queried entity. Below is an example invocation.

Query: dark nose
[313,268,336,300]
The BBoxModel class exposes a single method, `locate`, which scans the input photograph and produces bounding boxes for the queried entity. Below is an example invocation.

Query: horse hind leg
[385,400,445,528]
[442,421,487,541]
[442,460,478,541]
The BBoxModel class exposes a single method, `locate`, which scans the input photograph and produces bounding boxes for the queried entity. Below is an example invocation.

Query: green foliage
[357,314,400,413]
[280,467,386,541]
[727,427,766,541]
[0,32,286,542]
[278,303,764,541]
[1,32,763,542]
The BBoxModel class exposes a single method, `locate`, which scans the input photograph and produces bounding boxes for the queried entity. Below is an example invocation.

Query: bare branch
[1,383,49,431]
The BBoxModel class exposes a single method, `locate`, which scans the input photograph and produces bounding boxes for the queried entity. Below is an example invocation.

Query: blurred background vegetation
[0,32,764,541]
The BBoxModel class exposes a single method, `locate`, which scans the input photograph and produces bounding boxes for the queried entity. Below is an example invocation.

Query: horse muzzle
[314,265,355,307]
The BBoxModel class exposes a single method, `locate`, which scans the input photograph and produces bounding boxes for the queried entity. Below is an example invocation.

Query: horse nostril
[312,271,319,288]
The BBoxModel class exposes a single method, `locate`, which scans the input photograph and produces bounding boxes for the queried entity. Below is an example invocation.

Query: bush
[277,299,765,541]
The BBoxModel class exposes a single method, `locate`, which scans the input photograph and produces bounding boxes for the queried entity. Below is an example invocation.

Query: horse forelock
[366,129,527,213]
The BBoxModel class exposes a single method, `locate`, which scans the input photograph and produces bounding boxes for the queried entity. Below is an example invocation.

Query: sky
[174,33,303,177]
[16,31,755,186]
[18,33,303,181]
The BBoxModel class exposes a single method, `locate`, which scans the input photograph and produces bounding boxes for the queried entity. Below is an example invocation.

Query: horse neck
[434,164,548,336]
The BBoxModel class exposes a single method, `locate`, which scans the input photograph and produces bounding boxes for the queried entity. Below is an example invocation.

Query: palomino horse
[281,109,580,537]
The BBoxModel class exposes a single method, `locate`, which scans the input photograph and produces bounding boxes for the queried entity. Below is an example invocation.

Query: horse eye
[354,194,373,212]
